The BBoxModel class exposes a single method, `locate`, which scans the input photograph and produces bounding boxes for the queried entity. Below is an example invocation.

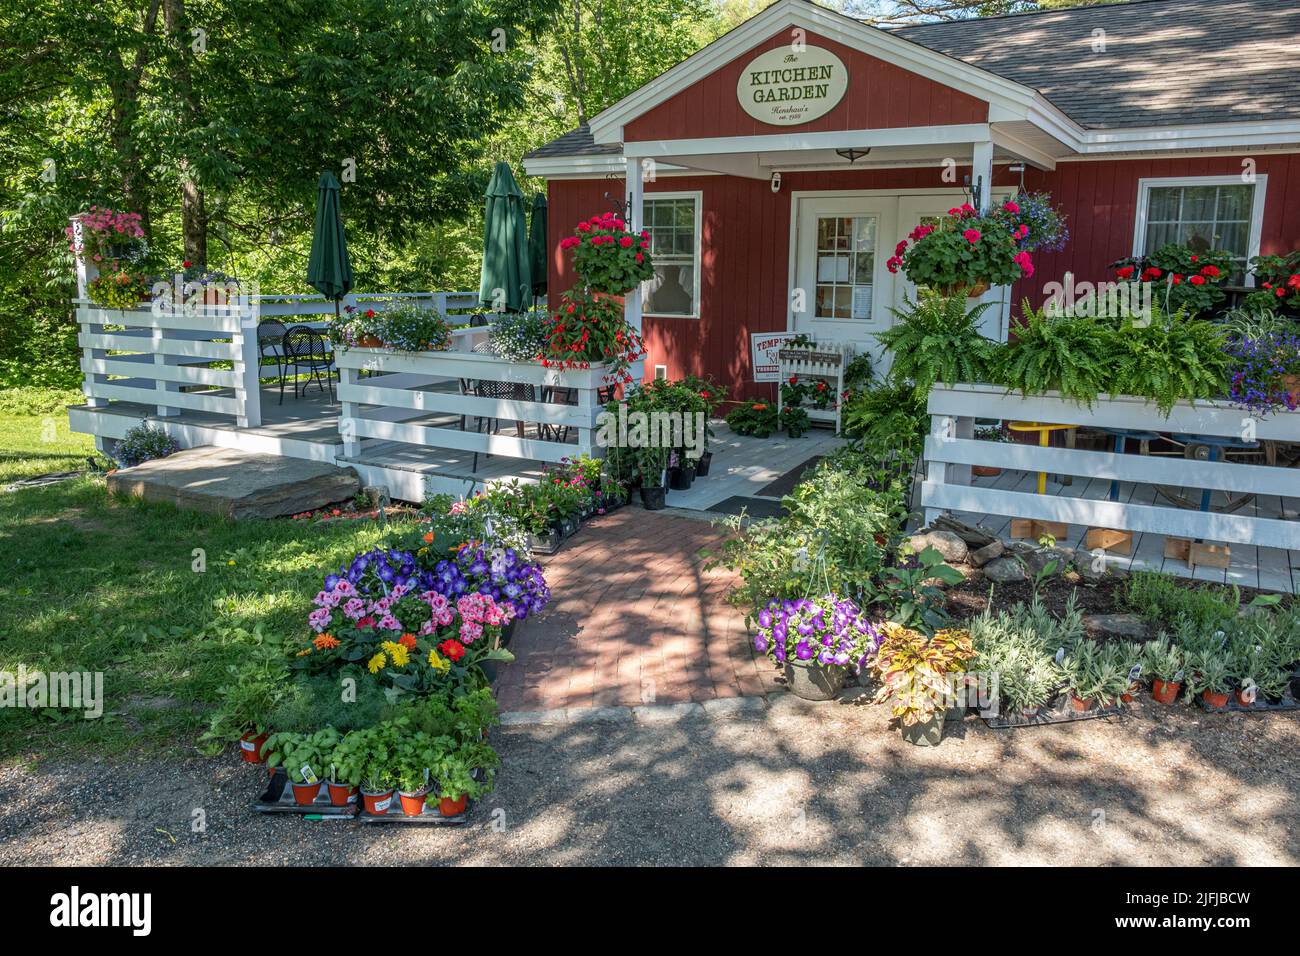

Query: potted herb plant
[357,725,400,815]
[871,623,975,744]
[1185,648,1232,708]
[752,594,881,701]
[434,740,499,817]
[637,446,668,510]
[396,731,438,817]
[1144,636,1184,704]
[327,731,366,806]
[263,728,340,806]
[1062,640,1129,712]
[198,655,289,762]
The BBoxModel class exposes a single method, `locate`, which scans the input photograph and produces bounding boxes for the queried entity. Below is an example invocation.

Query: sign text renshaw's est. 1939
[736,45,849,127]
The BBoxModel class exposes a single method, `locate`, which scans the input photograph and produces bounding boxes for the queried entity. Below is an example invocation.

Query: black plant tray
[981,696,1124,730]
[254,768,357,816]
[1196,693,1300,714]
[527,532,562,555]
[356,794,470,826]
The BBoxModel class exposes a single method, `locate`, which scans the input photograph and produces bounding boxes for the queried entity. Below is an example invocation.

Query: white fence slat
[85,381,241,416]
[335,348,609,390]
[340,380,596,429]
[925,436,1300,497]
[78,331,236,361]
[923,481,1300,551]
[81,356,240,389]
[347,417,581,464]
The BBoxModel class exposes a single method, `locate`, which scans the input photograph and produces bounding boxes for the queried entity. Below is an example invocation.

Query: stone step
[106,446,360,519]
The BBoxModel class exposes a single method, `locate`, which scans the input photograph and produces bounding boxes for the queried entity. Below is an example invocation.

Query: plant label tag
[240,738,257,751]
[1128,663,1142,682]
[1055,647,1065,665]
[424,767,431,786]
[301,765,319,785]
[1241,679,1257,704]
[374,795,392,813]
[1173,669,1185,683]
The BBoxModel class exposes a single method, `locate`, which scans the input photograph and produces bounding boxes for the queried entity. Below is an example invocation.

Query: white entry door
[792,196,898,347]
[895,191,1015,343]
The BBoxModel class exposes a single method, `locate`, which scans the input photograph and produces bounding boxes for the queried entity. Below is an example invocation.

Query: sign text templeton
[736,45,849,126]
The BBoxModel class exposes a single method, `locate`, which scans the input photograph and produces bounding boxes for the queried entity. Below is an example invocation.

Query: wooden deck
[946,466,1300,593]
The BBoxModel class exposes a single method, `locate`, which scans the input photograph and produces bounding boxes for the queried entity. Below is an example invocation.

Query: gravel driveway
[2,698,1296,866]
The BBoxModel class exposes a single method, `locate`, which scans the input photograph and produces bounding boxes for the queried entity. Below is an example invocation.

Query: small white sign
[851,285,873,320]
[817,256,848,283]
[750,330,799,382]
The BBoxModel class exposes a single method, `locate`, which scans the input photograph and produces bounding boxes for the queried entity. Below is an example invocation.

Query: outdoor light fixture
[770,172,782,193]
[835,146,871,164]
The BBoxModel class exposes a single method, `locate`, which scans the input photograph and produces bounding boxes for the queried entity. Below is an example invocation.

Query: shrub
[113,422,180,467]
[841,383,928,459]
[1124,571,1240,632]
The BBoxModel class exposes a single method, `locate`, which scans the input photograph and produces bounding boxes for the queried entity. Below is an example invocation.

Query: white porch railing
[335,348,609,466]
[923,383,1300,550]
[76,300,263,427]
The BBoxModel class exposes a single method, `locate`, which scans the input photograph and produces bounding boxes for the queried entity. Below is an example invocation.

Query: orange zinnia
[313,634,340,650]
[752,403,768,411]
[398,633,417,650]
[422,531,435,544]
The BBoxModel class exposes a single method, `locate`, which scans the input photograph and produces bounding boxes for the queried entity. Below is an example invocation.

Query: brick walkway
[495,509,779,712]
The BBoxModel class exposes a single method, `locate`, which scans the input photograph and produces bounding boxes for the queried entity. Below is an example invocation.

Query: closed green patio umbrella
[307,170,353,317]
[479,162,531,313]
[527,192,548,307]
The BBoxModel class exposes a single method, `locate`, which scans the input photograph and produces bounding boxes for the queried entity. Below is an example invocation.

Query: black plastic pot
[669,463,696,490]
[695,451,712,477]
[640,486,666,510]
[527,530,561,555]
[501,620,517,648]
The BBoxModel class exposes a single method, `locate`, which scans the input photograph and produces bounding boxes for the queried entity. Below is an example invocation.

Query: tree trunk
[165,0,207,267]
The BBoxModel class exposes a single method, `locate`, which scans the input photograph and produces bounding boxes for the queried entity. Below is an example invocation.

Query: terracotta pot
[289,780,322,806]
[971,465,1002,478]
[1282,374,1300,407]
[239,731,268,764]
[1234,688,1256,707]
[1070,695,1094,712]
[1202,689,1230,708]
[1121,681,1141,704]
[398,789,428,817]
[438,794,468,817]
[361,789,395,815]
[326,781,358,806]
[357,335,383,348]
[1151,679,1181,705]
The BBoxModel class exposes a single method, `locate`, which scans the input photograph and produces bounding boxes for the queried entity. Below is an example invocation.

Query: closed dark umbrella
[479,162,531,313]
[306,170,353,318]
[527,192,548,307]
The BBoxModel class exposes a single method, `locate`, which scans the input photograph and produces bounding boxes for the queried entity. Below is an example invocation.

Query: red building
[525,0,1300,402]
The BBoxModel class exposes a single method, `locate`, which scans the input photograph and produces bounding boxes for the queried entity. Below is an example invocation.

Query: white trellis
[775,342,846,432]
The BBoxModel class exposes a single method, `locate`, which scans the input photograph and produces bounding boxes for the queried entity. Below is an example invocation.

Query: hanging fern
[1110,307,1230,415]
[993,302,1112,407]
[876,293,1002,400]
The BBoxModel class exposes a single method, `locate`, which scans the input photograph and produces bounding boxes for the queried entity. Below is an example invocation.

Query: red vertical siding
[625,30,988,143]
[547,152,1300,402]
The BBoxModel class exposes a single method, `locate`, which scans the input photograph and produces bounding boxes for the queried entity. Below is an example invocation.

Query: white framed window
[1133,175,1268,284]
[642,192,701,318]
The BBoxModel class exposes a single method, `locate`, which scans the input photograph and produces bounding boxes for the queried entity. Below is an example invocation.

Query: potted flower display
[1144,636,1184,704]
[871,623,975,745]
[780,404,811,438]
[752,595,881,701]
[1112,244,1234,317]
[1247,251,1300,313]
[562,211,655,296]
[1226,332,1300,415]
[88,269,152,310]
[263,728,341,806]
[887,200,1037,297]
[724,399,779,438]
[488,309,549,362]
[636,446,669,510]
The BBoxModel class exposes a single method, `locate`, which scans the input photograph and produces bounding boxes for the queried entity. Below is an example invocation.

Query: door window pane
[814,215,876,322]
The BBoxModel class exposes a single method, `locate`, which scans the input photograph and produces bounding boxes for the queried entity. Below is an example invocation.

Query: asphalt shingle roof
[528,0,1300,159]
[890,0,1300,129]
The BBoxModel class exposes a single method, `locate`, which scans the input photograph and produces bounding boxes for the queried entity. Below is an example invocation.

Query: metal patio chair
[283,324,336,402]
[460,342,531,472]
[256,319,289,404]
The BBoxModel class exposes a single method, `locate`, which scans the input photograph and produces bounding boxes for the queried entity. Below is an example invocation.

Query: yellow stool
[1006,421,1078,541]
[1007,421,1077,494]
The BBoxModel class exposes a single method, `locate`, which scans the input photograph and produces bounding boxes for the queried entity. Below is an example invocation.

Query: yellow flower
[381,640,410,667]
[428,649,450,673]
[296,649,312,657]
[367,651,387,674]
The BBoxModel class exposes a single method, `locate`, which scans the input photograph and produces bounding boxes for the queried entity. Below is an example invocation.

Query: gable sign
[736,45,848,127]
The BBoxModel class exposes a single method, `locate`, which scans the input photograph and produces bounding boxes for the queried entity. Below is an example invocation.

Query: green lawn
[0,391,388,761]
[0,388,97,485]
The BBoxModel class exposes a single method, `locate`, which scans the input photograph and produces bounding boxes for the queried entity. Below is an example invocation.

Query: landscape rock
[106,446,361,519]
[910,530,969,565]
[1085,613,1149,641]
[1022,547,1073,577]
[969,539,1005,568]
[1072,548,1109,582]
[981,556,1027,583]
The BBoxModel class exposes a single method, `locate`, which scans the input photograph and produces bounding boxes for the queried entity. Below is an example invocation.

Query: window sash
[643,195,700,318]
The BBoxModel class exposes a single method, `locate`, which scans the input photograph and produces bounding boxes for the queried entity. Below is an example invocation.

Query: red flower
[1116,266,1135,280]
[1286,274,1300,289]
[1188,275,1206,285]
[182,260,192,268]
[963,229,982,244]
[399,633,417,650]
[788,375,799,385]
[1200,265,1221,278]
[357,616,375,629]
[438,638,466,662]
[1171,274,1183,285]
[1142,267,1163,281]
